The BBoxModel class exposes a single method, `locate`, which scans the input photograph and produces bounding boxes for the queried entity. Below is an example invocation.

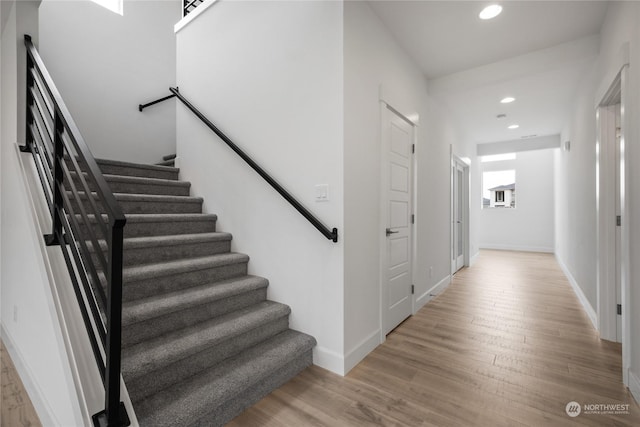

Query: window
[482,170,516,209]
[90,0,123,15]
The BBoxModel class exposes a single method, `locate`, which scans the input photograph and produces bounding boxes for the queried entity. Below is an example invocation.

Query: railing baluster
[21,56,34,153]
[46,113,65,246]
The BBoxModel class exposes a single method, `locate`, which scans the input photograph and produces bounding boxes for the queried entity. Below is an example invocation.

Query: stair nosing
[79,213,218,223]
[68,191,203,203]
[69,171,191,188]
[88,232,232,252]
[96,158,179,173]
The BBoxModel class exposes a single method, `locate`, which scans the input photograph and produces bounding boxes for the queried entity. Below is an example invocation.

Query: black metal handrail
[22,35,129,427]
[139,88,339,243]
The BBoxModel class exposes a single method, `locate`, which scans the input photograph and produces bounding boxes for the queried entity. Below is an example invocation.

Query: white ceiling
[367,1,610,146]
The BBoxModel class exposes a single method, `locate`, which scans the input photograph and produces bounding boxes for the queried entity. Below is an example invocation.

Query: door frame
[451,151,470,275]
[595,45,630,385]
[378,100,418,341]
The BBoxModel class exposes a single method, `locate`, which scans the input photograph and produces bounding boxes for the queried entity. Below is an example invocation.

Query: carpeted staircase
[73,158,316,426]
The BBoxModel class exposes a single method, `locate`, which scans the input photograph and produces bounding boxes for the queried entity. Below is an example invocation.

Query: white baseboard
[1,324,58,427]
[470,251,480,266]
[479,243,554,253]
[343,329,381,374]
[556,255,597,329]
[416,275,451,310]
[313,345,345,376]
[629,370,640,405]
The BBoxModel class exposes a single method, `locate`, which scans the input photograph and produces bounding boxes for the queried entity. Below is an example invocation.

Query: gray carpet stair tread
[155,159,175,166]
[79,213,218,223]
[130,213,216,223]
[134,329,316,427]
[69,191,203,204]
[122,301,291,379]
[122,275,268,325]
[69,171,191,189]
[123,253,249,283]
[96,157,179,174]
[89,232,232,252]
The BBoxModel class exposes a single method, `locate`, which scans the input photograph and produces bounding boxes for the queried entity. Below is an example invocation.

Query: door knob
[386,228,399,236]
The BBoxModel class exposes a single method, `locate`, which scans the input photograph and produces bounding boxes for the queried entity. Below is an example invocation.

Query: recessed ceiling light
[500,97,515,104]
[479,4,503,20]
[508,124,519,129]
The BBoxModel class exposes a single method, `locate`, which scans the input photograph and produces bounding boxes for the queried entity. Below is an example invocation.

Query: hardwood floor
[1,340,42,427]
[229,250,639,426]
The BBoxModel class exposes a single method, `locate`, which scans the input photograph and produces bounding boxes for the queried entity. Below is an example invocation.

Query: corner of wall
[343,329,381,375]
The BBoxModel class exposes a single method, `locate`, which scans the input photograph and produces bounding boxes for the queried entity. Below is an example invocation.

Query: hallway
[229,250,639,426]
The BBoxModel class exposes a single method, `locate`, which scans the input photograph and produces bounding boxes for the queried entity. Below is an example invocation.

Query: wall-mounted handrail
[139,88,339,242]
[22,34,129,427]
[138,93,176,112]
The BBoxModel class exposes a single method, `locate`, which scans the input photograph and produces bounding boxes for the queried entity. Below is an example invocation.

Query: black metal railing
[139,88,339,243]
[183,0,205,16]
[22,34,129,427]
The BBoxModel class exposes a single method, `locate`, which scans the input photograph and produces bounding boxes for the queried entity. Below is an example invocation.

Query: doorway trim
[595,43,630,385]
[451,149,470,275]
[377,94,418,343]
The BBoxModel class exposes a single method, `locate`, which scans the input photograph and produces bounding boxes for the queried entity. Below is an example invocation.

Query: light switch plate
[315,184,329,202]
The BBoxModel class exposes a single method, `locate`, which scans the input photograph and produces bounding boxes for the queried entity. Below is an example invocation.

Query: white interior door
[615,103,622,342]
[452,161,465,273]
[383,106,414,335]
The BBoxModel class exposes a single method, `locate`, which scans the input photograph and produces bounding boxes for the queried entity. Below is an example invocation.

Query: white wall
[1,1,84,424]
[38,0,180,164]
[556,1,640,401]
[479,149,555,253]
[555,65,598,308]
[175,1,345,374]
[343,1,467,372]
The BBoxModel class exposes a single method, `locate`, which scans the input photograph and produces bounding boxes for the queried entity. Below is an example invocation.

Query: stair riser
[195,350,313,427]
[92,239,231,267]
[72,196,202,215]
[77,219,217,239]
[70,176,190,196]
[99,164,179,180]
[127,316,289,402]
[124,262,248,301]
[122,287,268,347]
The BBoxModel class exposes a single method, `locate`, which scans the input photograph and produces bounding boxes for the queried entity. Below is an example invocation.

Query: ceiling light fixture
[508,124,519,129]
[500,97,515,104]
[479,4,503,20]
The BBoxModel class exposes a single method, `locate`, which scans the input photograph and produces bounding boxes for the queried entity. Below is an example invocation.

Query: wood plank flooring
[229,250,639,426]
[1,340,42,427]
